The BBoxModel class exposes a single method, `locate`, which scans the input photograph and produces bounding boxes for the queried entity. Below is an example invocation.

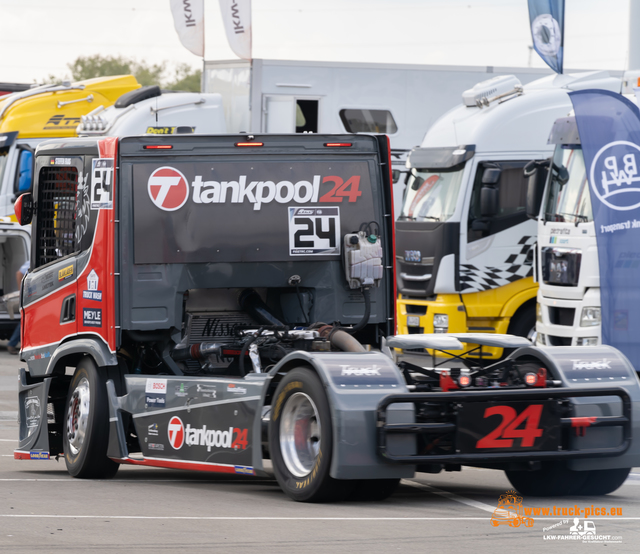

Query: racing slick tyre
[63,356,119,479]
[576,468,631,496]
[507,303,536,342]
[351,479,400,501]
[269,368,355,502]
[506,462,589,497]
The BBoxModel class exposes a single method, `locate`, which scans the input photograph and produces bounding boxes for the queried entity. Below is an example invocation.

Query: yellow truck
[0,75,139,217]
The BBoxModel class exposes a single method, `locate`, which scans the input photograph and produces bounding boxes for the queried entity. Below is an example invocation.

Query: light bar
[144,145,173,149]
[324,142,352,147]
[235,142,264,147]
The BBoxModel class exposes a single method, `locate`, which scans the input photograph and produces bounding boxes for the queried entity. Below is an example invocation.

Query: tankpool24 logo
[589,141,640,211]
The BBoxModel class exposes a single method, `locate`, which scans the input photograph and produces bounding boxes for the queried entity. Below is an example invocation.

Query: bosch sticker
[145,378,167,407]
[91,158,114,210]
[288,206,340,256]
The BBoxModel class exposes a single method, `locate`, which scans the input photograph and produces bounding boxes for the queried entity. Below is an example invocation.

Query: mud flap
[15,368,51,458]
[105,379,128,460]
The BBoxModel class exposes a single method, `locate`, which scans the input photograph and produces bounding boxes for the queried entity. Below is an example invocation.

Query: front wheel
[63,357,119,479]
[269,368,354,502]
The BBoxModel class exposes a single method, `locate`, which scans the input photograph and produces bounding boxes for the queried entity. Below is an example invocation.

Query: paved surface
[1,344,639,553]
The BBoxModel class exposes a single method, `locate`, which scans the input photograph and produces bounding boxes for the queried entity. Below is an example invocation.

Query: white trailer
[202,59,557,216]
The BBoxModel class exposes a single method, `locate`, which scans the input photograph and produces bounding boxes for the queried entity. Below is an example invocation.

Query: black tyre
[507,303,536,341]
[351,478,400,501]
[63,357,119,479]
[577,468,631,496]
[506,462,589,497]
[269,368,354,502]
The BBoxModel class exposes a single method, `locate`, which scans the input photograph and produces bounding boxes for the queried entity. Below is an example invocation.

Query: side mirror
[480,186,499,217]
[14,192,33,226]
[524,160,550,219]
[482,167,502,184]
[16,150,33,193]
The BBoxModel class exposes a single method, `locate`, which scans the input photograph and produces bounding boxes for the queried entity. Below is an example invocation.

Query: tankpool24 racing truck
[13,133,640,501]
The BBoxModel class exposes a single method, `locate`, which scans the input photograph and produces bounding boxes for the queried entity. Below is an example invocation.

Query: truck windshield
[544,145,592,224]
[400,166,464,222]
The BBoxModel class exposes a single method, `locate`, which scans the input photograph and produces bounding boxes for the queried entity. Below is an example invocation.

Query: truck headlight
[537,333,546,346]
[580,307,601,327]
[536,303,542,323]
[407,316,420,327]
[433,314,448,333]
[576,337,598,346]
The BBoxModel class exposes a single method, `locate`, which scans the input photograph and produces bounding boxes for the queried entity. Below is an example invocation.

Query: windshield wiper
[420,216,441,221]
[545,212,589,225]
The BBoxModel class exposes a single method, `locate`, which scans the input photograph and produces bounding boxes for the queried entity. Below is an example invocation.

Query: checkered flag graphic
[460,235,535,293]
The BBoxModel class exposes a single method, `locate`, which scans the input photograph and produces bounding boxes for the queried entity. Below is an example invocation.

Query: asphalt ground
[0,345,639,553]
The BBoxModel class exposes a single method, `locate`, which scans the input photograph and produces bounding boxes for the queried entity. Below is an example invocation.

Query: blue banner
[528,0,564,74]
[570,90,640,369]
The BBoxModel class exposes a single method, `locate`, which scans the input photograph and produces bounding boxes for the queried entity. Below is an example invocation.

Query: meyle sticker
[82,269,102,301]
[83,308,102,327]
[234,466,255,475]
[288,206,341,256]
[91,158,114,210]
[146,378,168,408]
[58,265,73,281]
[29,451,50,460]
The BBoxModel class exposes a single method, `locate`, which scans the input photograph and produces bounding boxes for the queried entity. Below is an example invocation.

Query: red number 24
[476,404,544,449]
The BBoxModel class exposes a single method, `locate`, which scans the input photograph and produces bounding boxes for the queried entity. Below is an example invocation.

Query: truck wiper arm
[420,215,441,221]
[544,212,588,225]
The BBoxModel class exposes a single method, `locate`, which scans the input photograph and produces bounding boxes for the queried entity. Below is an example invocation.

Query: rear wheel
[506,462,588,497]
[507,303,536,341]
[269,368,354,502]
[577,468,631,496]
[63,356,119,479]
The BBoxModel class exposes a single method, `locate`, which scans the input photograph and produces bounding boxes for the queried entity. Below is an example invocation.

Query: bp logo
[148,166,189,211]
[168,416,185,449]
[589,141,640,211]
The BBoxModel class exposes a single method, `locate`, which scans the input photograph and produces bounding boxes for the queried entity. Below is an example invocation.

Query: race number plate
[288,206,341,256]
[456,401,561,453]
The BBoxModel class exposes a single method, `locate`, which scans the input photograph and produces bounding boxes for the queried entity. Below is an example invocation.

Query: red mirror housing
[14,193,33,226]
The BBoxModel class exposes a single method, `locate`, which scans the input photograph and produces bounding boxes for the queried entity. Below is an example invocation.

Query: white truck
[532,91,639,347]
[395,71,626,360]
[76,86,226,137]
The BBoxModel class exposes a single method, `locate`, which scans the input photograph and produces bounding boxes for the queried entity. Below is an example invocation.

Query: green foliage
[46,55,200,91]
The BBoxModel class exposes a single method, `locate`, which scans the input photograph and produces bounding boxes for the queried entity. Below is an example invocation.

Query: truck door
[463,160,536,296]
[21,160,83,367]
[262,95,319,133]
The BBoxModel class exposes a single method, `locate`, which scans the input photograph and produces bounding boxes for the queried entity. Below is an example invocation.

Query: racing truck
[13,133,640,502]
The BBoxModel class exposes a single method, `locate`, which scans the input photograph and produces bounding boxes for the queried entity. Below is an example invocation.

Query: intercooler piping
[318,325,366,353]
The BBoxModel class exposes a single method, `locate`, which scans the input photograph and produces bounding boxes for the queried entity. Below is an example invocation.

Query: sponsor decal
[148,443,165,451]
[340,365,381,376]
[58,265,73,281]
[571,359,611,370]
[549,236,569,244]
[146,378,168,407]
[25,396,41,429]
[404,250,421,262]
[550,228,571,235]
[148,423,159,436]
[27,352,51,362]
[75,172,91,243]
[43,115,80,129]
[50,157,72,165]
[175,382,189,397]
[83,307,102,327]
[234,465,255,475]
[226,383,247,395]
[147,168,364,212]
[288,206,340,256]
[82,269,102,301]
[29,451,50,460]
[183,425,249,452]
[196,383,217,398]
[148,166,190,211]
[168,416,185,449]
[146,126,177,135]
[91,158,114,210]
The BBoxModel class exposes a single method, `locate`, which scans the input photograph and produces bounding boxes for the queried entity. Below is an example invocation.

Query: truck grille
[548,307,575,326]
[397,256,434,297]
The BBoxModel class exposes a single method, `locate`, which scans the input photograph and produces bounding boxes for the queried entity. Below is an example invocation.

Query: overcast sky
[0,0,632,84]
